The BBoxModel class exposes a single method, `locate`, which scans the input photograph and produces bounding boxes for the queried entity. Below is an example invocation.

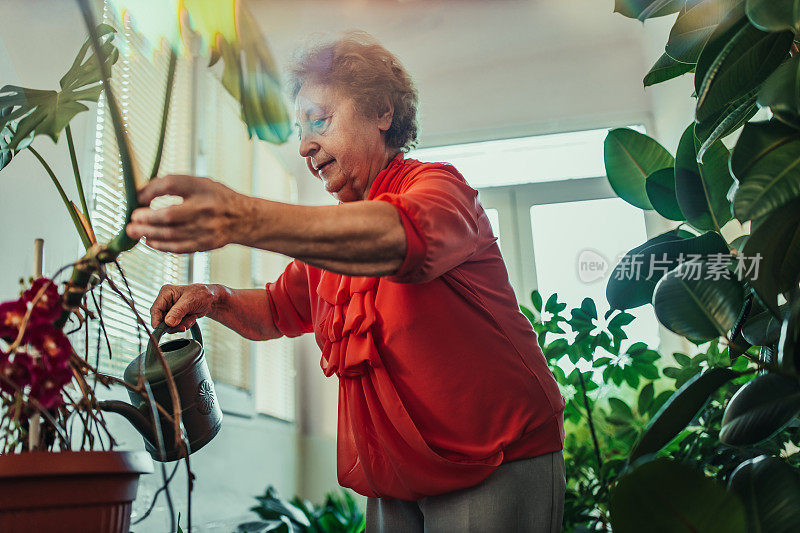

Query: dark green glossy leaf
[666,0,741,64]
[695,87,759,161]
[720,373,800,444]
[607,229,729,310]
[746,0,800,32]
[530,290,543,312]
[653,261,746,342]
[694,5,749,96]
[730,120,800,221]
[544,292,566,314]
[646,167,685,220]
[638,382,655,414]
[758,55,800,120]
[615,0,685,20]
[631,367,741,460]
[696,21,793,123]
[643,53,695,87]
[742,304,788,345]
[0,24,118,149]
[728,454,800,533]
[605,128,674,210]
[675,124,734,231]
[610,457,746,533]
[741,196,800,315]
[778,295,800,375]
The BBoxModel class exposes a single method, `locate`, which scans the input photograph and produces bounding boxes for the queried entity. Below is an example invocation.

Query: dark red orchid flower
[28,323,71,371]
[22,278,61,324]
[0,299,27,342]
[0,351,34,395]
[30,365,71,409]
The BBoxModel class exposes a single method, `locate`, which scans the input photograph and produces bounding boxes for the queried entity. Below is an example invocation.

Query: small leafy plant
[238,485,365,533]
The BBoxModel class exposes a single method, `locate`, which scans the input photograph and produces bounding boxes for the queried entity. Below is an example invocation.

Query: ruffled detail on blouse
[316,270,382,378]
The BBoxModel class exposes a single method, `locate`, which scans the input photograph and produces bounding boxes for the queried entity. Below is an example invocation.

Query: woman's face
[295,82,394,203]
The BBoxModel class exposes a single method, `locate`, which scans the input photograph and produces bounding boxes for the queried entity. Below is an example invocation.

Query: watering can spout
[98,400,157,444]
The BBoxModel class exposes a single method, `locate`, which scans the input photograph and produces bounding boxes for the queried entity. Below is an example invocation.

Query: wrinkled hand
[150,283,217,332]
[126,174,249,253]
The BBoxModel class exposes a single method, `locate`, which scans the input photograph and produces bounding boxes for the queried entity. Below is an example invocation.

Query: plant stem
[151,49,177,180]
[65,124,93,233]
[77,0,140,256]
[577,369,604,476]
[29,145,92,250]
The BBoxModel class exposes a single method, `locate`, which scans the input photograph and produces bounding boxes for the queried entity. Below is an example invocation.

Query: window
[88,7,193,377]
[88,2,297,421]
[408,125,661,362]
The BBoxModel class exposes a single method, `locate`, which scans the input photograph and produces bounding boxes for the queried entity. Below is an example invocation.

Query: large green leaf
[643,53,696,87]
[652,260,746,342]
[695,89,759,160]
[610,457,746,533]
[742,304,788,345]
[758,55,800,120]
[607,230,729,310]
[0,107,33,172]
[720,373,800,444]
[645,167,685,220]
[729,455,800,533]
[778,295,800,375]
[695,21,793,123]
[615,0,686,20]
[741,196,800,315]
[746,0,800,32]
[730,120,800,221]
[675,124,734,231]
[631,367,741,460]
[666,0,741,64]
[694,4,748,95]
[0,24,119,149]
[605,128,674,210]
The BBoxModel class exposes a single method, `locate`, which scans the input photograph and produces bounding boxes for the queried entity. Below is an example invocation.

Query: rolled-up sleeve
[374,168,484,284]
[265,260,313,337]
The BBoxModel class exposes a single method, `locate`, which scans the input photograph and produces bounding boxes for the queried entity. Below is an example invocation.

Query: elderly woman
[126,31,566,532]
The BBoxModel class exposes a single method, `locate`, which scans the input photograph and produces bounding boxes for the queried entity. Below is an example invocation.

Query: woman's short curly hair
[286,31,419,152]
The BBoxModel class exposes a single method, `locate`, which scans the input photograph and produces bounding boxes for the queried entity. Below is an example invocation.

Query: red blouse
[266,153,565,500]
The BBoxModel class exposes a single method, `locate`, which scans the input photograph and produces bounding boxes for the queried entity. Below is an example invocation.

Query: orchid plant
[0,0,291,529]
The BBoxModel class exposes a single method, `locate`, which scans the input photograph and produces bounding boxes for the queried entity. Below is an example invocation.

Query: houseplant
[0,0,291,530]
[600,0,800,530]
[520,290,800,532]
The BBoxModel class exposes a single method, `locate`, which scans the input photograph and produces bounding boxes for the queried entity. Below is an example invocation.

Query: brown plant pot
[0,450,153,532]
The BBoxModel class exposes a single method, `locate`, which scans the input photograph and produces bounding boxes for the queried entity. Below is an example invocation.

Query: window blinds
[88,11,193,378]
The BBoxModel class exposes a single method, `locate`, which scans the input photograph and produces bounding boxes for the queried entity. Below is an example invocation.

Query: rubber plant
[603,1,800,531]
[0,0,291,529]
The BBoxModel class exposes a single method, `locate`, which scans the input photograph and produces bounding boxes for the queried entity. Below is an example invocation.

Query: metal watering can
[99,322,222,462]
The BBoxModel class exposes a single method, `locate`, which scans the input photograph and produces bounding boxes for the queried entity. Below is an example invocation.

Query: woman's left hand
[125,174,249,253]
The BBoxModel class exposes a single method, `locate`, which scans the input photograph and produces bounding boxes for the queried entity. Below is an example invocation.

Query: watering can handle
[145,321,204,367]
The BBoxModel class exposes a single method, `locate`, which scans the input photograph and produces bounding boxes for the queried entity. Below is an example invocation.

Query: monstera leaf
[0,24,118,151]
[107,0,292,144]
[0,107,33,172]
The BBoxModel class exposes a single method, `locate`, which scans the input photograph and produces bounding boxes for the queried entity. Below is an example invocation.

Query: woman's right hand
[150,284,218,332]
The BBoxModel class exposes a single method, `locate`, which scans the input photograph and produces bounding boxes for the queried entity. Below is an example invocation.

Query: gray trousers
[365,449,566,532]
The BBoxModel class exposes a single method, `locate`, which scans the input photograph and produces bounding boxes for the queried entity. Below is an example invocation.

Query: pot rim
[0,450,153,478]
